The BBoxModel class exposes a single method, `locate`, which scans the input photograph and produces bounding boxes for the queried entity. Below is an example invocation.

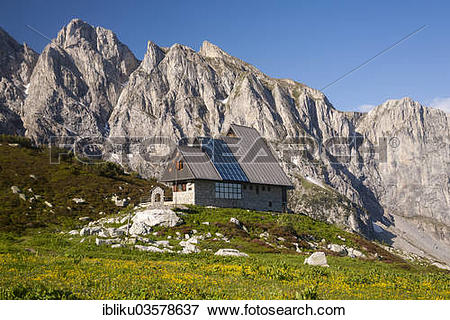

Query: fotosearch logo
[48,135,398,165]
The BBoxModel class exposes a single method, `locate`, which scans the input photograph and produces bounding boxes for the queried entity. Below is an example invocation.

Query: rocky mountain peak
[21,18,139,142]
[0,27,38,84]
[0,26,38,134]
[56,18,96,48]
[141,41,165,73]
[199,40,229,59]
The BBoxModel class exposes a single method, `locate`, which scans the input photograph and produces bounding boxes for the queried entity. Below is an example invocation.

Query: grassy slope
[0,206,448,300]
[0,136,157,232]
[0,137,448,299]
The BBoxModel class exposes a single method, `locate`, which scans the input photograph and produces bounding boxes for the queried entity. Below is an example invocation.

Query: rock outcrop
[304,252,329,267]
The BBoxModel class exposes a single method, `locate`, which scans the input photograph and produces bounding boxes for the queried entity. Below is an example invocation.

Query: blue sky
[2,0,449,112]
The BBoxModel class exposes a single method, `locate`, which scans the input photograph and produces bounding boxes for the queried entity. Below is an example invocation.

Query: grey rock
[111,244,125,249]
[327,244,348,256]
[112,195,129,207]
[431,262,450,271]
[135,244,164,253]
[80,226,102,236]
[10,186,20,194]
[179,243,200,254]
[259,232,269,239]
[72,198,86,204]
[128,209,177,234]
[155,240,171,247]
[128,221,152,236]
[96,238,120,246]
[230,217,248,233]
[304,252,329,267]
[18,193,26,201]
[347,248,366,258]
[135,236,153,244]
[120,215,131,224]
[214,249,249,257]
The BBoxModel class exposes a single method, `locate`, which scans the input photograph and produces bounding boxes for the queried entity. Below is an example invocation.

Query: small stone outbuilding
[150,186,165,205]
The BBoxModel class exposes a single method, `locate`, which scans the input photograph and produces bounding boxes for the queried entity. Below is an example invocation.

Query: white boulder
[112,195,129,207]
[230,217,249,233]
[327,244,348,256]
[135,245,164,253]
[347,248,366,258]
[96,238,120,246]
[129,222,152,236]
[80,226,102,236]
[180,243,200,254]
[432,262,450,271]
[155,240,171,248]
[304,252,329,267]
[132,208,182,228]
[11,186,21,194]
[214,248,249,257]
[259,231,269,239]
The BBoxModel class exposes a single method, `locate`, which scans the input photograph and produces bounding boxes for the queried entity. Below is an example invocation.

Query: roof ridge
[178,147,197,179]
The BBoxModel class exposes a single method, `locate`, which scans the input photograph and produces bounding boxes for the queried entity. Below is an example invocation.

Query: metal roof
[160,124,293,187]
[179,145,222,181]
[160,145,221,182]
[225,124,293,187]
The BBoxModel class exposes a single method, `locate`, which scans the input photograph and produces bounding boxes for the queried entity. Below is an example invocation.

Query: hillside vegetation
[0,135,157,233]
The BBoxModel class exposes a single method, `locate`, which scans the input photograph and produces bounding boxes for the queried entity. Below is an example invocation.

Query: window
[176,160,184,170]
[268,201,272,207]
[215,182,242,199]
[262,186,265,191]
[174,183,186,192]
[268,186,271,192]
[256,186,259,195]
[243,185,247,190]
[249,185,253,190]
